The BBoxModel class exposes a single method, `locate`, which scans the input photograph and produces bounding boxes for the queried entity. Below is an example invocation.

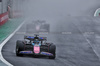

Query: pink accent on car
[36,25,40,31]
[34,46,40,54]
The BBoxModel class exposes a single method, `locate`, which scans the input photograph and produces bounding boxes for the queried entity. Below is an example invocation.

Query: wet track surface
[2,0,100,66]
[2,17,100,66]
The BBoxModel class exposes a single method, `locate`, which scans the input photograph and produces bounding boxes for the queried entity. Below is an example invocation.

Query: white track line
[0,18,29,66]
[73,22,100,61]
[94,8,100,17]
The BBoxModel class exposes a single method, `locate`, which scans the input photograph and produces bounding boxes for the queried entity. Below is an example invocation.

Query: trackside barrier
[0,12,9,25]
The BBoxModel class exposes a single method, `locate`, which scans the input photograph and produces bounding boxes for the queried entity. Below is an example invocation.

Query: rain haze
[23,0,100,19]
[1,0,100,66]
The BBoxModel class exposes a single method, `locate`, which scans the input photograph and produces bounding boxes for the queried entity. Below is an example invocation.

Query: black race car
[16,35,56,59]
[26,20,50,33]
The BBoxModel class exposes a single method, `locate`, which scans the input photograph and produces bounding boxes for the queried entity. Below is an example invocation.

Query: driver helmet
[33,39,39,43]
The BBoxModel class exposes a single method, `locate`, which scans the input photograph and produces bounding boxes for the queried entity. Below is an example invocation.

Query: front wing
[19,51,53,56]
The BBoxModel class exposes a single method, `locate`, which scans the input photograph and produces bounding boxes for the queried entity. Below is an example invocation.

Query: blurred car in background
[26,20,50,33]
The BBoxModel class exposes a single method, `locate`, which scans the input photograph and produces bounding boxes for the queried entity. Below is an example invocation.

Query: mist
[22,0,100,20]
[18,0,100,33]
[2,0,100,66]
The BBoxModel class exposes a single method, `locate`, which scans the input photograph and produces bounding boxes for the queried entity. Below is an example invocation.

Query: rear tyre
[49,44,56,59]
[44,24,50,32]
[16,40,24,56]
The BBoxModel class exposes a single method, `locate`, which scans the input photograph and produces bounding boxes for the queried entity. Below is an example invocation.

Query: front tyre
[16,40,24,56]
[49,44,56,59]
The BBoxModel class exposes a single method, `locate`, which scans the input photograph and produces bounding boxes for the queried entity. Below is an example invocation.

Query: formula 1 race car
[16,35,56,59]
[26,20,50,33]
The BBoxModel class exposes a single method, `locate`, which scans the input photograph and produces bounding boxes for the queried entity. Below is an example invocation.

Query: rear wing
[24,36,47,41]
